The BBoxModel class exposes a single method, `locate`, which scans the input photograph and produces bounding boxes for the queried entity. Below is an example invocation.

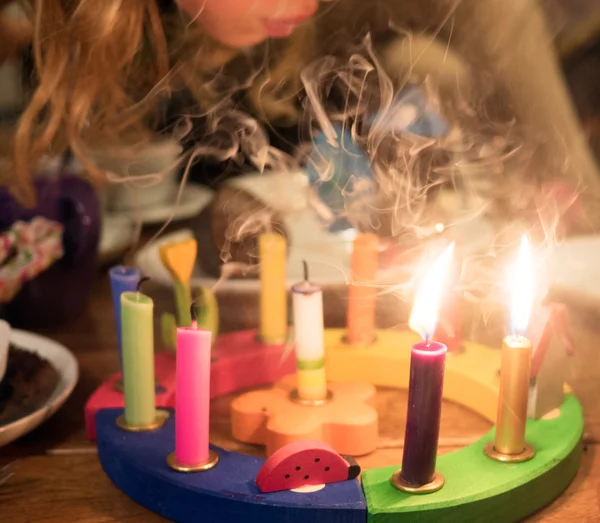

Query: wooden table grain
[0,274,598,522]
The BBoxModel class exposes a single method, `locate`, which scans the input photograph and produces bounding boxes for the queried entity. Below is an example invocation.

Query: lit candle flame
[409,243,455,341]
[509,235,533,336]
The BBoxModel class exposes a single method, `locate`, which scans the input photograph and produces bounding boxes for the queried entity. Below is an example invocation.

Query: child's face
[177,0,327,47]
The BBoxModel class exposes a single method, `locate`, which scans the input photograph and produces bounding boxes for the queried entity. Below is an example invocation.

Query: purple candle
[109,265,141,366]
[400,340,447,486]
[394,243,454,492]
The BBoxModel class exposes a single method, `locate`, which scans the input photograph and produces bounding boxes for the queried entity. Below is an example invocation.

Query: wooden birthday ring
[87,328,583,523]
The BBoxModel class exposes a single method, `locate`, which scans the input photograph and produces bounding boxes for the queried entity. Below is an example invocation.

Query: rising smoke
[134,4,578,321]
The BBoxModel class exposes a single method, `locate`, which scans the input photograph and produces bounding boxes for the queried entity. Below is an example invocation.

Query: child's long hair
[7,0,315,204]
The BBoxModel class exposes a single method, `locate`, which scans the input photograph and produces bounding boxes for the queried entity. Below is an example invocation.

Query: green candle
[121,290,156,427]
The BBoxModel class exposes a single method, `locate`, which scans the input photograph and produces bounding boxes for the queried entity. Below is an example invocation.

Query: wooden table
[0,273,598,522]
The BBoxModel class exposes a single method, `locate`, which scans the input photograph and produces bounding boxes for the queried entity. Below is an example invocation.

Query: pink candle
[175,323,212,467]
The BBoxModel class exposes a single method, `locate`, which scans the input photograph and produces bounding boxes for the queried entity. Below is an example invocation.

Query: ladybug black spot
[295,466,301,471]
[304,475,310,480]
[285,474,290,479]
[325,467,330,472]
[348,463,361,480]
[314,458,320,463]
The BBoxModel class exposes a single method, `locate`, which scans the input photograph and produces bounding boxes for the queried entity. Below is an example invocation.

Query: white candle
[292,263,327,402]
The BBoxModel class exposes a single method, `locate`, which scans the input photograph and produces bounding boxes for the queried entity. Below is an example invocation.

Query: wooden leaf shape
[159,238,197,283]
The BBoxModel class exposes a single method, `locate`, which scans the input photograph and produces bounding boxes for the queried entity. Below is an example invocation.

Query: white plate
[135,217,359,290]
[134,171,361,289]
[227,170,309,213]
[110,184,214,225]
[97,214,137,265]
[0,330,79,447]
[135,214,495,291]
[134,170,496,290]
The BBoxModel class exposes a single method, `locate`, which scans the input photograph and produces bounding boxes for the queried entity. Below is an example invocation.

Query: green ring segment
[362,394,583,522]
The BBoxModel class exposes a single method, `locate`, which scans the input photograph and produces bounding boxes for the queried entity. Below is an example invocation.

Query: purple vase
[0,175,100,330]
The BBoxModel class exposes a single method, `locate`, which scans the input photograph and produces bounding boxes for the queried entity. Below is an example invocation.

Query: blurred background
[2,0,600,329]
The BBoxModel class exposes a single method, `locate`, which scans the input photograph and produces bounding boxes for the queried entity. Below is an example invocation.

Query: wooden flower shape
[232,374,378,457]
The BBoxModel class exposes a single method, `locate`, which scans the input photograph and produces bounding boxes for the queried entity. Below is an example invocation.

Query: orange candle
[346,233,378,344]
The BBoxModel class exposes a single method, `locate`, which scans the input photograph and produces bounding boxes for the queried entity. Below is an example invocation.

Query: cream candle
[292,262,327,403]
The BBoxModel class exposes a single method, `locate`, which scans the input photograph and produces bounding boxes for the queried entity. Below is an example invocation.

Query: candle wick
[190,294,204,329]
[136,276,150,293]
[302,260,309,282]
[190,300,198,328]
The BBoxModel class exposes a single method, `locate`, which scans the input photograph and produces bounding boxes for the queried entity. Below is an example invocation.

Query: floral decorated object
[158,239,197,327]
[306,122,373,232]
[0,218,64,304]
[157,238,219,349]
[158,239,197,285]
[305,85,449,233]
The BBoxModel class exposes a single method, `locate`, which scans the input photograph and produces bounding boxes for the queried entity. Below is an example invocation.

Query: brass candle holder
[390,470,445,494]
[289,388,334,407]
[116,409,170,433]
[255,333,289,346]
[340,333,377,347]
[167,450,219,473]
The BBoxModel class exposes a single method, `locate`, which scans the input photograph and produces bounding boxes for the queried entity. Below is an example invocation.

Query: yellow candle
[488,235,535,461]
[259,233,287,344]
[494,335,532,454]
